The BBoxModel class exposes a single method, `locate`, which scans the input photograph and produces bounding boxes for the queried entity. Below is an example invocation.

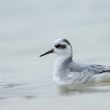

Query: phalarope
[40,38,110,86]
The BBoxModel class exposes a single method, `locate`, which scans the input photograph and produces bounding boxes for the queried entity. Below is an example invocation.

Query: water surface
[0,0,110,110]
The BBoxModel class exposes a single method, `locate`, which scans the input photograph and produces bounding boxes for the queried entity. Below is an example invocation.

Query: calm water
[0,0,110,110]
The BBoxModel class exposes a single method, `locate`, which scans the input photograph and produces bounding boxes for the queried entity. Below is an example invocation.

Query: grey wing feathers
[90,65,110,74]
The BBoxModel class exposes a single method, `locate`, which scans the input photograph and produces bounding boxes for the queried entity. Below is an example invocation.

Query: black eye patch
[55,44,66,49]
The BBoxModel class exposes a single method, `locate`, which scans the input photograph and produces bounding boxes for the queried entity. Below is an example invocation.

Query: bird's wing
[65,69,95,84]
[64,64,110,84]
[89,64,110,74]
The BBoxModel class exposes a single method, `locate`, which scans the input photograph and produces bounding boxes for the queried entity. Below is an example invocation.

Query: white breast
[53,57,67,84]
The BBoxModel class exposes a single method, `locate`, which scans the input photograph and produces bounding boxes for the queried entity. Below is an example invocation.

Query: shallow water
[0,0,110,110]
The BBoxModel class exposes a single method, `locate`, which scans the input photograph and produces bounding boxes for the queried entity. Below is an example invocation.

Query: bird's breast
[53,58,69,83]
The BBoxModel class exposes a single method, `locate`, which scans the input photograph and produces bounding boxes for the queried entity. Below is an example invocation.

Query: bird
[40,38,110,87]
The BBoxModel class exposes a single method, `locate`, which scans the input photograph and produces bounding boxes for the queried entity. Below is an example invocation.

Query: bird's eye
[55,44,66,49]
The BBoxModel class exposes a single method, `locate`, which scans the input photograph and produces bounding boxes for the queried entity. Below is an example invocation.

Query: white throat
[53,55,73,84]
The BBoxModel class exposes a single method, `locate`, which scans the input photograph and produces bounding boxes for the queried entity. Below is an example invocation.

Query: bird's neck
[57,56,73,64]
[54,56,73,72]
[53,56,73,83]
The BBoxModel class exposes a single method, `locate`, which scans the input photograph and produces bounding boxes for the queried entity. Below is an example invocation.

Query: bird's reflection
[57,83,110,95]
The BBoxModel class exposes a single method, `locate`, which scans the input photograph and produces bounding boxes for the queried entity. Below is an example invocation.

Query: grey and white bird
[40,38,110,86]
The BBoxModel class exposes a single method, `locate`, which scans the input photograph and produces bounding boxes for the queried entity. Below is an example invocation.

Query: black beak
[40,49,54,57]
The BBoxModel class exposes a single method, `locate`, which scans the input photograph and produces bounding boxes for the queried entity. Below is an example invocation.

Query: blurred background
[0,0,110,99]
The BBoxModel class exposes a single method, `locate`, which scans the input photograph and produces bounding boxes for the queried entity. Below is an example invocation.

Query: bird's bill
[40,49,54,57]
